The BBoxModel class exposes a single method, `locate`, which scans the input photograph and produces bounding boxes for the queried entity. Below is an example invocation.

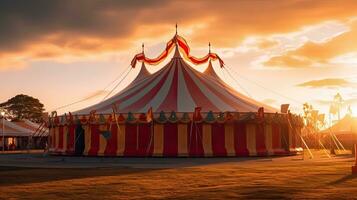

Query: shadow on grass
[238,186,301,199]
[0,166,158,186]
[329,174,357,185]
[0,154,276,187]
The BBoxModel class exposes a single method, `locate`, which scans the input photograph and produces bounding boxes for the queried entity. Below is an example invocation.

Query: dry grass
[0,152,356,199]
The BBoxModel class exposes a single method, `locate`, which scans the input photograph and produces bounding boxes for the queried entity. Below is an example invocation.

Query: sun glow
[351,106,357,117]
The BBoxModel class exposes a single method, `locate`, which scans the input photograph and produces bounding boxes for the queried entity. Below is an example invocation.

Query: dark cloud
[0,0,167,52]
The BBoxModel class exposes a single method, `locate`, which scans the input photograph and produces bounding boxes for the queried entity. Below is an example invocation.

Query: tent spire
[175,23,178,35]
[208,42,211,54]
[173,23,181,58]
[142,43,144,54]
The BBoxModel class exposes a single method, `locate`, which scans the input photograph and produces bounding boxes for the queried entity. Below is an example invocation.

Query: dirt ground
[0,151,356,200]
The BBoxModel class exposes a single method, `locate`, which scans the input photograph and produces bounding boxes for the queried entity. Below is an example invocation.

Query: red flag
[193,107,202,121]
[146,107,153,122]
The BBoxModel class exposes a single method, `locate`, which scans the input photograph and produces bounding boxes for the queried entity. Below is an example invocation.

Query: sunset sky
[1,0,356,120]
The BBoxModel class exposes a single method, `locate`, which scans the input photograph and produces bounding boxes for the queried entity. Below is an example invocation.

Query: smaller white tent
[0,119,48,149]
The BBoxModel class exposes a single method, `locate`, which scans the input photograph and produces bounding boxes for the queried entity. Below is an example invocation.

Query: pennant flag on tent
[281,104,289,114]
[168,111,178,122]
[101,130,112,140]
[147,107,153,122]
[193,107,202,121]
[205,111,215,122]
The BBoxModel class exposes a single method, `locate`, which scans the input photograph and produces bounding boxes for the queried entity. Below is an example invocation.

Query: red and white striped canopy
[77,46,277,114]
[0,119,48,137]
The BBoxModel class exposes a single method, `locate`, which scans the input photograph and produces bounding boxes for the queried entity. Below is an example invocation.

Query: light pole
[1,111,5,152]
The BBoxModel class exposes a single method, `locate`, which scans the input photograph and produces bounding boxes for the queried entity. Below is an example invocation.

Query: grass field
[0,151,356,199]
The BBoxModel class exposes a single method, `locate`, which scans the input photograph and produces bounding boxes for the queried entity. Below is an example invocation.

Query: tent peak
[203,60,219,78]
[172,43,182,59]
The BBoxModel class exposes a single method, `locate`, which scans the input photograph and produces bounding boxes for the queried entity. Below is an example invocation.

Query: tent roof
[76,44,277,114]
[203,60,220,80]
[132,62,151,84]
[0,119,48,137]
[321,115,357,134]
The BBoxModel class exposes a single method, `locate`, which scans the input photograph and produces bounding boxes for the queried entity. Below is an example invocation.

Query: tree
[333,93,343,120]
[0,94,45,122]
[302,103,323,148]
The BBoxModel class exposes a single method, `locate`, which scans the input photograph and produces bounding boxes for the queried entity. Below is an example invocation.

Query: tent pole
[332,132,346,151]
[318,139,331,158]
[287,117,313,158]
[300,135,313,159]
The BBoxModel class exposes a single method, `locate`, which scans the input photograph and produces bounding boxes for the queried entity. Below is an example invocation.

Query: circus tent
[76,42,276,114]
[0,119,48,150]
[321,115,357,135]
[48,32,303,157]
[320,115,357,150]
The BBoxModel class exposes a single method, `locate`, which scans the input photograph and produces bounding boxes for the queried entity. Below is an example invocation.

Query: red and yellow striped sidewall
[177,124,188,157]
[49,127,56,151]
[49,121,301,157]
[246,124,257,156]
[264,124,273,155]
[98,124,108,156]
[225,123,235,156]
[62,125,68,154]
[202,124,212,157]
[83,125,91,156]
[153,124,164,157]
[116,124,126,156]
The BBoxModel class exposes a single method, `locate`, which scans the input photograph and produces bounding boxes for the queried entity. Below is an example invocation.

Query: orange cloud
[0,53,27,71]
[1,0,357,70]
[265,55,313,68]
[264,20,357,68]
[297,78,355,88]
[256,39,279,49]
